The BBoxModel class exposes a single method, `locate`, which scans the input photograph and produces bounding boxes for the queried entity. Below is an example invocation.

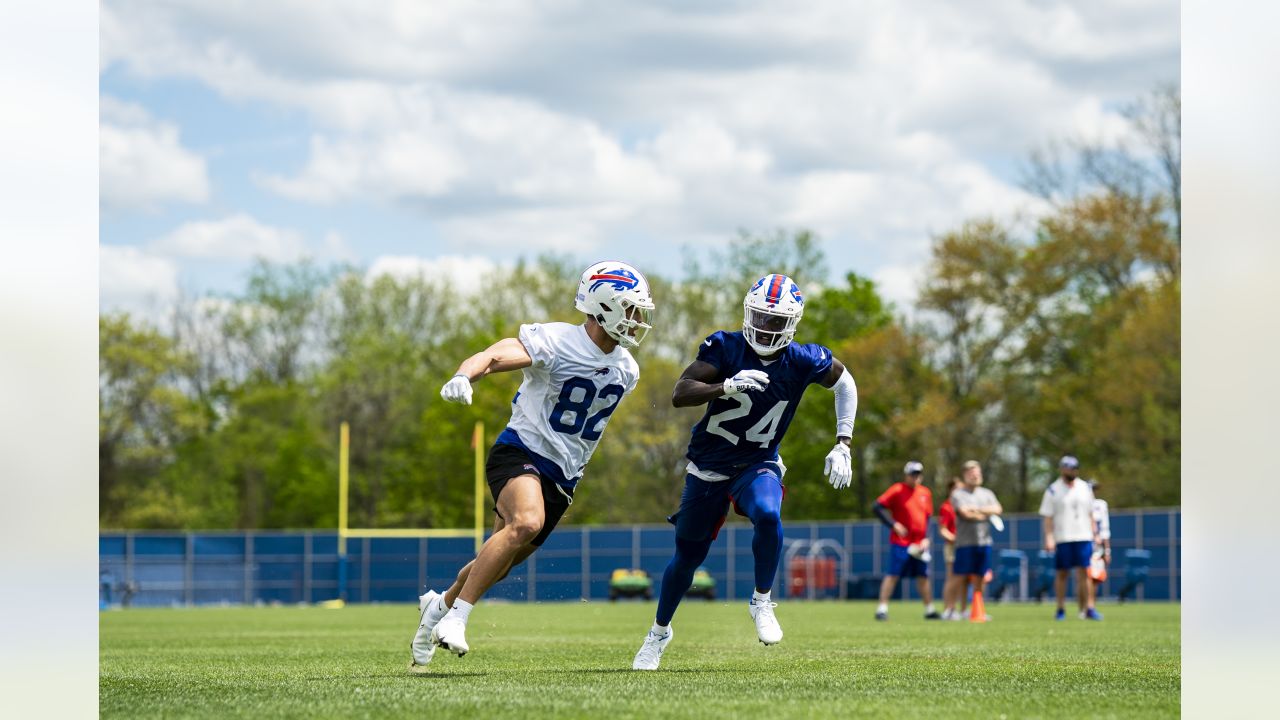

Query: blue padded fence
[99,508,1179,607]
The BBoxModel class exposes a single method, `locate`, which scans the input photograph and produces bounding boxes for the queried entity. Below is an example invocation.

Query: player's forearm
[1042,517,1054,542]
[940,528,956,543]
[455,338,532,381]
[829,366,856,439]
[671,378,725,407]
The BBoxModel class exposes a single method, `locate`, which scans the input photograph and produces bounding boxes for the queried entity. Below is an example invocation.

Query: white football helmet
[743,273,804,356]
[574,261,655,349]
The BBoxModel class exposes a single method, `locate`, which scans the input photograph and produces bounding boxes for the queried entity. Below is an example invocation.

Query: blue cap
[1059,455,1080,469]
[904,461,924,475]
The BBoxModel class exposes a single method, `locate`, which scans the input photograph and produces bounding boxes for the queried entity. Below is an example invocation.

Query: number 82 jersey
[685,330,833,481]
[505,322,640,491]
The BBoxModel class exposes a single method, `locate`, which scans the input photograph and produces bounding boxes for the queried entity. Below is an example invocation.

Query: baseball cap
[903,461,924,475]
[1059,455,1080,469]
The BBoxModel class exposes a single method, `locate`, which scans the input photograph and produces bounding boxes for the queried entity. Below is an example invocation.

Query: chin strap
[828,367,857,439]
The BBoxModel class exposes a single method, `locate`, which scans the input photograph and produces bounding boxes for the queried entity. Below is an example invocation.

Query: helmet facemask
[743,304,799,356]
[597,294,654,349]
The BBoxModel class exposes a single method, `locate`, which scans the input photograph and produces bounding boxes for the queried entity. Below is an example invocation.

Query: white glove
[824,442,852,489]
[440,374,473,405]
[722,369,770,396]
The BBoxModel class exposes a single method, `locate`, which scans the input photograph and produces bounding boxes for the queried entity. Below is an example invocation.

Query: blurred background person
[938,476,966,620]
[1089,479,1112,600]
[872,461,939,621]
[952,461,1002,621]
[1040,456,1102,621]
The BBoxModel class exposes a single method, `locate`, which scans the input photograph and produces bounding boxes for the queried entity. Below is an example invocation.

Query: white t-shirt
[506,322,640,485]
[1093,498,1111,541]
[1038,478,1096,543]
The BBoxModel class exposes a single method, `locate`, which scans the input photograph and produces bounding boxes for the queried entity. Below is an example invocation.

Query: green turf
[100,601,1179,719]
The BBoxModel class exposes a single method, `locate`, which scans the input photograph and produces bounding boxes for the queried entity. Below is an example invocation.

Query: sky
[99,0,1179,316]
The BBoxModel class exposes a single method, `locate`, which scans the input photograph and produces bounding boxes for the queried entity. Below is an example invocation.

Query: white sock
[427,595,448,621]
[752,590,771,604]
[449,599,474,623]
[926,603,936,613]
[876,603,888,614]
[651,622,670,637]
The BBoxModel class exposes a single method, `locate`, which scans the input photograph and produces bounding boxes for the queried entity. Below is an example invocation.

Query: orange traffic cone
[969,587,988,623]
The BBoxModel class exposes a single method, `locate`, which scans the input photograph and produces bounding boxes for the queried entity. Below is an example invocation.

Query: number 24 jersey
[685,331,833,481]
[507,322,640,491]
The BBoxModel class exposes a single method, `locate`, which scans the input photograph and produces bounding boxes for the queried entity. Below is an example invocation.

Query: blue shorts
[888,544,928,578]
[953,545,992,576]
[1055,540,1093,570]
[667,462,784,542]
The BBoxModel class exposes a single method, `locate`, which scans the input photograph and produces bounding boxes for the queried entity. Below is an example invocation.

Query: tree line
[100,88,1179,530]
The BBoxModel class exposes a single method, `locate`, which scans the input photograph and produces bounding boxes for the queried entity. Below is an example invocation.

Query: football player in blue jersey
[632,273,857,670]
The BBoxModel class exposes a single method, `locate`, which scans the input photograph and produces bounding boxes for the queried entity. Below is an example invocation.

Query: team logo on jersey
[593,367,610,376]
[589,268,639,292]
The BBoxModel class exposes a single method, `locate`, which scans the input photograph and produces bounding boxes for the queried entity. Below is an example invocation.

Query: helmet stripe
[767,274,783,304]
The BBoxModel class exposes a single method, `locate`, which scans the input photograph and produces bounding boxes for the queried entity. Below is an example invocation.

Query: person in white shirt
[409,261,654,669]
[1039,456,1102,621]
[1089,479,1112,594]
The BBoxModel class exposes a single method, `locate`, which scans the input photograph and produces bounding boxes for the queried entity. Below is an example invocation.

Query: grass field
[100,601,1179,719]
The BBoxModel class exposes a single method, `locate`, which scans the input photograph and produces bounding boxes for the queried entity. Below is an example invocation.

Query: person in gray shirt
[950,460,1002,619]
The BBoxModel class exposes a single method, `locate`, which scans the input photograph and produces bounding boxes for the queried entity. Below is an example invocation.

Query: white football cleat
[431,613,470,657]
[632,626,674,671]
[749,599,784,645]
[409,591,445,670]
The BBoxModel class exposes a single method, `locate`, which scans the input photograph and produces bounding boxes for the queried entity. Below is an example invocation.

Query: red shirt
[877,482,933,546]
[939,499,957,538]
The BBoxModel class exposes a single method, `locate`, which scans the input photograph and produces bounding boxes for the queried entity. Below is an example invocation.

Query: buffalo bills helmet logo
[789,283,803,304]
[589,268,639,293]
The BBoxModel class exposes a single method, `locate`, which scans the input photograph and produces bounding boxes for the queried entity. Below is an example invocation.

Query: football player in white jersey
[409,261,654,670]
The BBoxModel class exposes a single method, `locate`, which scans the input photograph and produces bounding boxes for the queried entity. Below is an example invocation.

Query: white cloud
[873,263,924,313]
[101,0,1178,271]
[149,214,306,262]
[367,254,499,295]
[99,96,209,211]
[99,244,178,314]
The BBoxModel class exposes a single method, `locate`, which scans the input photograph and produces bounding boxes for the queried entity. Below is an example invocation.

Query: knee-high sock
[655,536,713,626]
[737,474,785,593]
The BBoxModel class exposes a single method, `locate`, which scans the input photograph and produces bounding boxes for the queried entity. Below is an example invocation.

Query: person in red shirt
[938,477,966,620]
[873,461,939,620]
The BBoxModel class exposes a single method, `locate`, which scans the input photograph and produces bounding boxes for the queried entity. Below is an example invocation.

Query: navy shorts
[668,462,784,542]
[888,544,928,578]
[1055,540,1093,570]
[953,545,992,576]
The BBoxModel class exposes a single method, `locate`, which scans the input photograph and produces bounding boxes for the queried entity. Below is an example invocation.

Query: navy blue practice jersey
[684,331,833,476]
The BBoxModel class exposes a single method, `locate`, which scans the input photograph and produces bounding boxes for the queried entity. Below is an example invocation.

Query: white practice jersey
[1093,498,1111,541]
[506,322,640,488]
[1039,478,1097,543]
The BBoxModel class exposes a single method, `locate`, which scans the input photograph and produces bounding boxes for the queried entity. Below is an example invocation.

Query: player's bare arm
[440,338,534,405]
[457,337,534,379]
[671,360,773,408]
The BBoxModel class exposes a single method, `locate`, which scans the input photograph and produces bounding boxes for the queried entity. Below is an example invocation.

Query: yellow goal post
[337,420,487,560]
